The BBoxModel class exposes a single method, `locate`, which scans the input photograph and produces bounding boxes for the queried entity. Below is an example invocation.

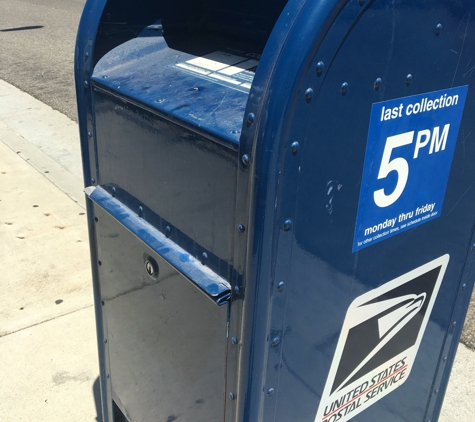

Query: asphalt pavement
[0,79,474,421]
[0,0,85,122]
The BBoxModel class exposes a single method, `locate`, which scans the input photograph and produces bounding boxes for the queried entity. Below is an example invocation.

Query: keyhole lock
[144,256,159,279]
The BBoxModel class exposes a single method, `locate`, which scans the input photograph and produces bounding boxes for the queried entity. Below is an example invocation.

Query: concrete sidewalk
[0,80,100,421]
[0,79,473,421]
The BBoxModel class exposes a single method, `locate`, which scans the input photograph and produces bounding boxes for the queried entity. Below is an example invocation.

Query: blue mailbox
[76,0,475,421]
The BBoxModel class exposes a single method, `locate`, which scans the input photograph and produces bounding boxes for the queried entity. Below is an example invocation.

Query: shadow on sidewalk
[93,377,103,422]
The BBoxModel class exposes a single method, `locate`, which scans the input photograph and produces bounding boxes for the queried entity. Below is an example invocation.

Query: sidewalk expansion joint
[0,304,94,338]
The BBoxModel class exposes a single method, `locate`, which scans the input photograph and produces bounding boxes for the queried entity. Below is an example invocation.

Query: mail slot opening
[95,0,289,66]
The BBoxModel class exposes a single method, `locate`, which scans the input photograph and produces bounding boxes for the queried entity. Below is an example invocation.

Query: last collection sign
[314,255,449,422]
[353,86,468,252]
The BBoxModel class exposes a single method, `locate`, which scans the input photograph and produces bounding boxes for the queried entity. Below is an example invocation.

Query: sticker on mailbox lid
[353,86,468,252]
[314,255,449,422]
[175,50,259,93]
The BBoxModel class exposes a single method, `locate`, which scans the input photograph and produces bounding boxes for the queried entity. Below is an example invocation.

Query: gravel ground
[461,292,475,349]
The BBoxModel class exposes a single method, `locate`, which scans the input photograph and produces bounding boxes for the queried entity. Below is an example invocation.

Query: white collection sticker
[175,51,259,92]
[315,255,449,422]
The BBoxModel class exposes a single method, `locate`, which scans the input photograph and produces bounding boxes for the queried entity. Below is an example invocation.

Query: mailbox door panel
[93,204,228,422]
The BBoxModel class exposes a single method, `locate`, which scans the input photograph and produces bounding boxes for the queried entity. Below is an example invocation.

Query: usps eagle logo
[315,255,449,422]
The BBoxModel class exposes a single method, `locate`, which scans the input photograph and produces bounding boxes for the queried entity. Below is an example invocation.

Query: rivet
[341,82,349,96]
[316,61,324,77]
[247,113,255,126]
[462,283,466,291]
[406,74,413,86]
[94,217,98,223]
[87,131,92,138]
[238,224,245,233]
[283,219,292,231]
[242,154,250,166]
[231,129,240,135]
[272,337,280,347]
[229,393,236,400]
[305,88,313,103]
[277,281,285,292]
[106,373,110,379]
[112,187,116,197]
[91,178,96,184]
[102,75,108,79]
[232,337,238,345]
[101,301,105,306]
[291,141,299,155]
[155,98,165,103]
[85,51,89,59]
[267,388,275,396]
[434,389,439,395]
[104,338,108,343]
[98,260,102,266]
[436,23,442,35]
[139,206,144,217]
[165,226,171,238]
[374,78,382,91]
[201,252,208,265]
[472,243,475,250]
[84,80,89,88]
[234,285,241,294]
[443,356,448,362]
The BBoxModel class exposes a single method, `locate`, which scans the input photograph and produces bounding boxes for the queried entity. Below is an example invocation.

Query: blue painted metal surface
[76,0,475,421]
[92,36,246,150]
[74,1,111,419]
